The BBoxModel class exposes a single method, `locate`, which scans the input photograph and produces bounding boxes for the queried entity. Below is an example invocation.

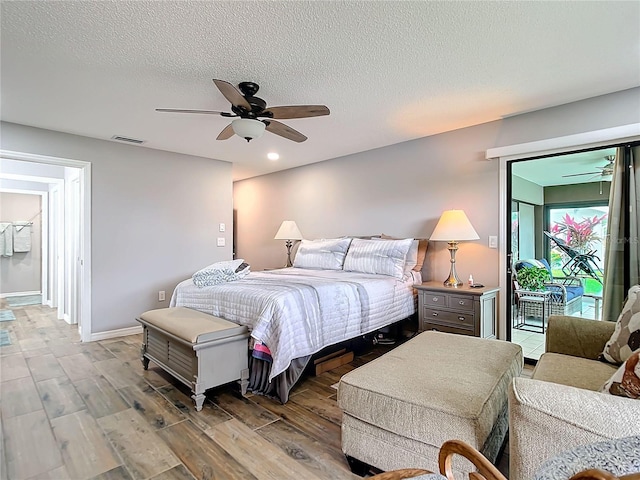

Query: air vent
[111,135,145,145]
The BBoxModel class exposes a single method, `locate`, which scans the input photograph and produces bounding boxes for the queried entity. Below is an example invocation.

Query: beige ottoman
[338,331,523,476]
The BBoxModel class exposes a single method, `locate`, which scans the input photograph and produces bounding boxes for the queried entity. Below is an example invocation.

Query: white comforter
[170,268,416,380]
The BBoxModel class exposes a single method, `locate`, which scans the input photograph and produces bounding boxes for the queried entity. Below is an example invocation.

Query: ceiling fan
[156,79,330,143]
[562,155,615,181]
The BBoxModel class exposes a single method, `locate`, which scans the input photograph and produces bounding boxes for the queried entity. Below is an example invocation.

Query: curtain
[602,145,640,321]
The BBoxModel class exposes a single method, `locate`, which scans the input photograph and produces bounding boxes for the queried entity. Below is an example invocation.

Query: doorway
[507,148,613,360]
[0,150,92,341]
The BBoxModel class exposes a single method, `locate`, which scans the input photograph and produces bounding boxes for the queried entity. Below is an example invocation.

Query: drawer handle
[432,297,439,302]
[459,301,465,305]
[458,316,465,321]
[432,312,439,317]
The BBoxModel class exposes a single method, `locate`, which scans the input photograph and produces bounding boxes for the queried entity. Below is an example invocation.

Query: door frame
[487,123,640,340]
[0,188,48,302]
[0,149,92,342]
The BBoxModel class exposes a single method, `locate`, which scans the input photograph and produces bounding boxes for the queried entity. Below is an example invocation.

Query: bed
[169,236,425,402]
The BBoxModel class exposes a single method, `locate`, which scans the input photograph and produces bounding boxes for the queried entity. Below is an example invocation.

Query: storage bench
[338,331,523,477]
[137,307,250,411]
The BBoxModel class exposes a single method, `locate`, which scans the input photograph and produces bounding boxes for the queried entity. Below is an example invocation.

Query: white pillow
[373,237,418,276]
[343,238,414,279]
[293,238,353,270]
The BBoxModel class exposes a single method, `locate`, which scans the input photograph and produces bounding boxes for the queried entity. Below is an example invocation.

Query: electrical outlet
[488,236,498,249]
[158,291,165,301]
[217,237,226,247]
[219,223,226,232]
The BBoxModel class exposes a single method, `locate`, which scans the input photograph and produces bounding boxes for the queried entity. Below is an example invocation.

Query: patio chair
[514,258,584,320]
[544,231,603,283]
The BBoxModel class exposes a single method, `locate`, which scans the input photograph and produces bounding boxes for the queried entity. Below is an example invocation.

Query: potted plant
[516,266,550,292]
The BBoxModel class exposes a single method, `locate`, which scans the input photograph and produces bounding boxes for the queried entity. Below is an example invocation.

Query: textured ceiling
[1,1,639,181]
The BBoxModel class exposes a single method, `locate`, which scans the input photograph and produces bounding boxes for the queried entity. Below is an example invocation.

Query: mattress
[170,267,417,381]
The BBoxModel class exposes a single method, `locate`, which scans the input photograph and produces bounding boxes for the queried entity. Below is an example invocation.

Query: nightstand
[415,281,499,338]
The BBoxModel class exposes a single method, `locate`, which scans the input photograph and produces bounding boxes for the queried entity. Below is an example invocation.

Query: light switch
[217,237,226,247]
[219,223,226,232]
[488,236,498,249]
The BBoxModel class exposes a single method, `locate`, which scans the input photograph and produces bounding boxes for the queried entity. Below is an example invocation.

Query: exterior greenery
[516,266,551,292]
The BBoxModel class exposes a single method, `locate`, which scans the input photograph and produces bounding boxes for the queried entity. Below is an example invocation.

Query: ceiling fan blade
[265,120,307,143]
[263,105,330,119]
[216,123,235,140]
[213,79,251,110]
[156,108,226,115]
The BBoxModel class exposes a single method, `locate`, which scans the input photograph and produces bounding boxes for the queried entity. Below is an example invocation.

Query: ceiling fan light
[231,118,265,142]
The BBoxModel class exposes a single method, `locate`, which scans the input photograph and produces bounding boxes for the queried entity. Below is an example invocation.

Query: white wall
[1,122,233,334]
[234,87,640,288]
[512,175,543,205]
[0,192,42,294]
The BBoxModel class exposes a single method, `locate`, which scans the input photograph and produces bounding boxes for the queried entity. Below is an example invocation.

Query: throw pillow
[601,285,640,364]
[601,350,640,399]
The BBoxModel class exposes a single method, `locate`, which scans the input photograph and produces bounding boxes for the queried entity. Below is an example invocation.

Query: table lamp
[429,210,479,287]
[274,220,303,267]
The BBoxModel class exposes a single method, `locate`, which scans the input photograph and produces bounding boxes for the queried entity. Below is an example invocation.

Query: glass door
[508,147,615,361]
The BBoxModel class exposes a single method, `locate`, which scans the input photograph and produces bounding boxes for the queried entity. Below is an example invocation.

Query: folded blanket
[252,341,273,363]
[192,259,250,287]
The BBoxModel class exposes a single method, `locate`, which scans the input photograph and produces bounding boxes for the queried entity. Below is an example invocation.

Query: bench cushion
[533,352,617,391]
[139,307,247,343]
[338,331,523,450]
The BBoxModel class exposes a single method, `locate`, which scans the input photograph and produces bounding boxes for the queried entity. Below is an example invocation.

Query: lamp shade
[429,210,479,241]
[274,220,303,240]
[232,118,266,141]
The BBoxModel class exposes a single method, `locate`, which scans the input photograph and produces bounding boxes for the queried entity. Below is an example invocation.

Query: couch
[508,315,640,480]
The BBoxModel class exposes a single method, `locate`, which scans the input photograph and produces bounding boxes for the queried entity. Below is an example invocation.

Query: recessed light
[267,152,280,161]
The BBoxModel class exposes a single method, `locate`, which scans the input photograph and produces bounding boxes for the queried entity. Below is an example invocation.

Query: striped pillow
[343,238,414,278]
[293,238,353,270]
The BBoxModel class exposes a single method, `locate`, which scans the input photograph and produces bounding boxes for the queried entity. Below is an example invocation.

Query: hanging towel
[12,223,32,253]
[0,223,13,257]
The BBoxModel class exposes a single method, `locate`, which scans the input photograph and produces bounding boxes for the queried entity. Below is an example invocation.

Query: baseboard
[89,325,142,342]
[0,290,41,298]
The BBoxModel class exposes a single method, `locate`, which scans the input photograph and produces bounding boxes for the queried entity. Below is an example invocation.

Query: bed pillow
[343,238,413,279]
[381,234,428,272]
[374,237,418,276]
[292,238,353,270]
[601,349,640,399]
[601,285,640,365]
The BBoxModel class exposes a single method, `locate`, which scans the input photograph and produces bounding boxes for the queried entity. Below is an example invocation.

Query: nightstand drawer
[423,292,448,307]
[421,322,474,336]
[424,308,474,329]
[449,294,474,312]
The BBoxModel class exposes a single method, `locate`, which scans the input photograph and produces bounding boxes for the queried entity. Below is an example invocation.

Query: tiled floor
[511,295,601,361]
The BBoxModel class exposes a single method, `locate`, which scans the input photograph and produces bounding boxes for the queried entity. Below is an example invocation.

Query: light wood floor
[0,302,527,480]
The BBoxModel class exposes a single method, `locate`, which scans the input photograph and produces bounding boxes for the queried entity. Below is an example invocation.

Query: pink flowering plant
[550,213,607,253]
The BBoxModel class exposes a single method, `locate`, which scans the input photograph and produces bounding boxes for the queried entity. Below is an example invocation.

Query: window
[545,202,607,295]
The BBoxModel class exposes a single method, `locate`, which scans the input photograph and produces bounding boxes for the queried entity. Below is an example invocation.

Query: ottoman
[337,331,523,477]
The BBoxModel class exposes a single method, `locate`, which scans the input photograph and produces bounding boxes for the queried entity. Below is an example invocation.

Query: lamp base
[284,240,293,268]
[443,240,462,287]
[443,275,463,287]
